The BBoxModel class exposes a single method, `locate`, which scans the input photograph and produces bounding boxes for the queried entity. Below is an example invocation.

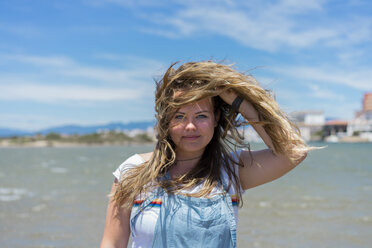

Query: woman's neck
[170,148,205,177]
[176,155,202,162]
[170,154,202,178]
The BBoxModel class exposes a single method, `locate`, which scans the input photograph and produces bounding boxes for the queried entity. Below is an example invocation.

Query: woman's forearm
[237,99,276,153]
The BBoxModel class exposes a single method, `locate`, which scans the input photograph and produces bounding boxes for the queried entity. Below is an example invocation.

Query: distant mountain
[0,121,156,138]
[0,128,33,137]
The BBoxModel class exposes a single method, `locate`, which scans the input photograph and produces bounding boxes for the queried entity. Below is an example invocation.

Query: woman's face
[169,98,217,158]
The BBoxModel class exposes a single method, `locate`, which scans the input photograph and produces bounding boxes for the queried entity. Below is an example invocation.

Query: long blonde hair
[113,61,308,208]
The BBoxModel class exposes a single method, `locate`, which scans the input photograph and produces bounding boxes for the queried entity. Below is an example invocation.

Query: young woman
[100,61,309,248]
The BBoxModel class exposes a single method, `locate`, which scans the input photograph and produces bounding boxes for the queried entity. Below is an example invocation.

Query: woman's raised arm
[219,90,307,190]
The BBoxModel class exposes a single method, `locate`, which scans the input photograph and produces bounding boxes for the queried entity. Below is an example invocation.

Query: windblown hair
[113,61,308,209]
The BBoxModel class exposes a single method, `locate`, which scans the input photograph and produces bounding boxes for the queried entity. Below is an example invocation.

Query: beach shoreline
[0,139,155,148]
[1,138,370,148]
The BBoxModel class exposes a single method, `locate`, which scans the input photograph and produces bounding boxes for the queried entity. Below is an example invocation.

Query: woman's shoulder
[138,152,153,162]
[122,152,153,165]
[113,152,152,181]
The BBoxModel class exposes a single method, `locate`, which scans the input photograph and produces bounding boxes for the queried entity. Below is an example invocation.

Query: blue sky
[1,0,371,131]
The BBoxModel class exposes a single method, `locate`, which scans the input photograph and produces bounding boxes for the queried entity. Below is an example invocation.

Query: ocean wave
[0,187,33,202]
[301,195,325,201]
[50,167,68,173]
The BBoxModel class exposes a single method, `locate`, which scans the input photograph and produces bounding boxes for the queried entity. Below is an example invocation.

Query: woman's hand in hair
[219,89,238,106]
[219,90,259,121]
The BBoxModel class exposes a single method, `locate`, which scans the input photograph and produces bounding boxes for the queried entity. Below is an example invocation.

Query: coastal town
[290,92,372,143]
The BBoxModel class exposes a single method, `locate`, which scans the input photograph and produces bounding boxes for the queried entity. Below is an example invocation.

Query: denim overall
[130,174,237,248]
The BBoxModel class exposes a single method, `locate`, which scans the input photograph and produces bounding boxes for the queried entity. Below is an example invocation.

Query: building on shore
[347,93,372,141]
[322,120,348,142]
[321,92,372,142]
[362,92,372,112]
[289,110,325,141]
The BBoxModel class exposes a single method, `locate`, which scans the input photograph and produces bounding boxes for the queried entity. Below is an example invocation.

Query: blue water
[0,143,371,247]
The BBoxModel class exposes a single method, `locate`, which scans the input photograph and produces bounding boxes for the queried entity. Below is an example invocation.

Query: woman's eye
[174,115,184,120]
[196,114,208,119]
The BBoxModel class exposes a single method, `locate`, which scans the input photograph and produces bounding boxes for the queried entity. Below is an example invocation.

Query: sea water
[0,143,371,247]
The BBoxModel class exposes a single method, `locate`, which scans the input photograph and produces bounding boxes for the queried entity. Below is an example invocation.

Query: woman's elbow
[294,150,308,166]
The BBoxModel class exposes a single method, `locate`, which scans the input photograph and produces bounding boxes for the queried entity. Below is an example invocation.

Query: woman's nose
[185,119,197,131]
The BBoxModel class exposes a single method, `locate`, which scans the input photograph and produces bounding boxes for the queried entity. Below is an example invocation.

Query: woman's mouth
[182,135,200,141]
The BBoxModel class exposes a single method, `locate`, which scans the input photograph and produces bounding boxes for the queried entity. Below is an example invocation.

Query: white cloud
[59,66,138,83]
[0,22,41,37]
[0,53,163,84]
[0,113,66,131]
[0,53,164,103]
[0,113,121,131]
[123,0,372,52]
[337,49,365,65]
[306,84,345,101]
[83,0,170,9]
[271,65,372,91]
[0,54,74,67]
[0,82,141,102]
